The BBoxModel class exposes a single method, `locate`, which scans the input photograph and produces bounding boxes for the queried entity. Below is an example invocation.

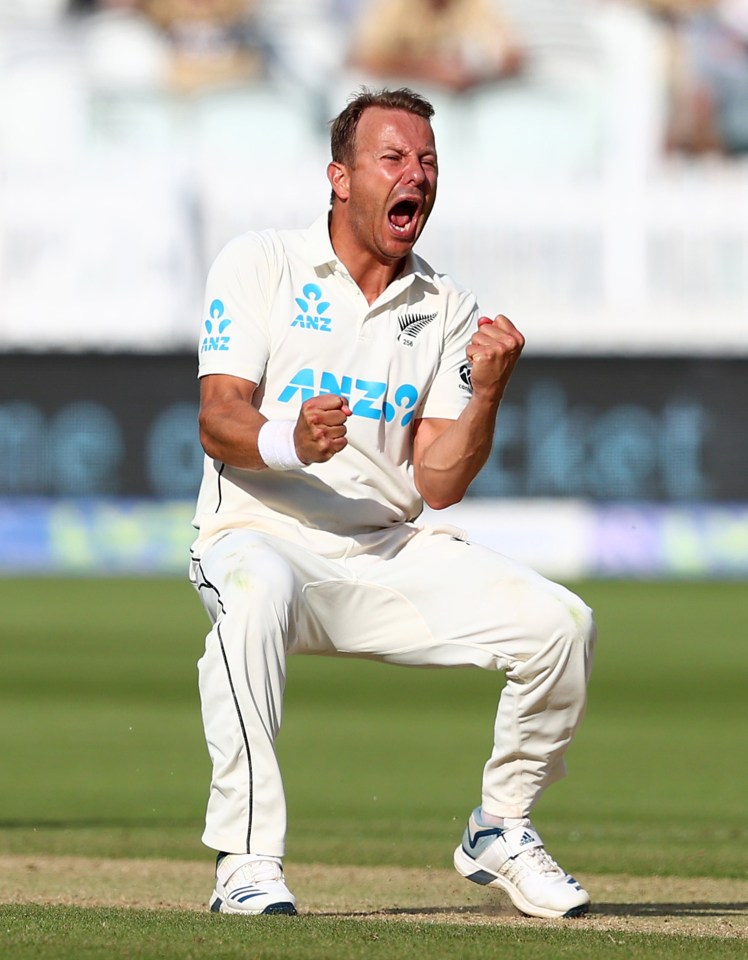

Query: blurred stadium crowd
[1,2,747,575]
[1,0,747,351]
[3,0,747,154]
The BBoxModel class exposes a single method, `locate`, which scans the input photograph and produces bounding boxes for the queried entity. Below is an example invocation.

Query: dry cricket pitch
[2,855,746,940]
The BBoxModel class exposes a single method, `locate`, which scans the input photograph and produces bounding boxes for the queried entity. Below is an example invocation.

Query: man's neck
[329,216,408,305]
[341,250,407,306]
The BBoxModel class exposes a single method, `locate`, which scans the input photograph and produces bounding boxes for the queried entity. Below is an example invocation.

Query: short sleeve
[197,231,279,383]
[418,288,479,421]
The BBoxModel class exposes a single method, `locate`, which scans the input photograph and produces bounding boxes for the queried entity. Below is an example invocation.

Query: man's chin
[384,229,419,255]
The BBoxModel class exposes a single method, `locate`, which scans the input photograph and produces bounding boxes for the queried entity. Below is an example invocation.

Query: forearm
[414,393,500,509]
[414,313,524,507]
[199,398,269,470]
[199,377,352,469]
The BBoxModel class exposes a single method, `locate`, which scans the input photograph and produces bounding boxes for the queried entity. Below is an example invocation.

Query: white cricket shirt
[192,213,479,545]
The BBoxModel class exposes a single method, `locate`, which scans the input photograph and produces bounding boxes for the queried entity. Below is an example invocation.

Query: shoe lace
[224,856,283,886]
[521,844,565,878]
[246,859,283,884]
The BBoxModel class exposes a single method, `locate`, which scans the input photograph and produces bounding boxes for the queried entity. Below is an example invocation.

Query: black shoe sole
[210,896,297,916]
[262,902,298,915]
[563,903,590,919]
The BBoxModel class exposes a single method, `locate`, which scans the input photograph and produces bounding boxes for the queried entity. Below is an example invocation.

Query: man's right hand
[294,395,352,463]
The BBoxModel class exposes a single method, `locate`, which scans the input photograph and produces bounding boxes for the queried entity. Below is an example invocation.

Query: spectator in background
[347,0,524,94]
[344,0,639,179]
[666,0,748,154]
[141,0,267,92]
[71,0,267,94]
[68,0,173,95]
[253,0,361,126]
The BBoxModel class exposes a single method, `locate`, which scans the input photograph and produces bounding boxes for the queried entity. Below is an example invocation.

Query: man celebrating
[190,87,595,920]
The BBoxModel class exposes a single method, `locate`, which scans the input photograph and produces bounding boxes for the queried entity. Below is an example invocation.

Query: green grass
[2,905,745,960]
[1,577,746,957]
[0,578,745,876]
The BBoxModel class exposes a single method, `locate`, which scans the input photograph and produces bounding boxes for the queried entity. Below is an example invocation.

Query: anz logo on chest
[278,369,420,427]
[291,283,332,332]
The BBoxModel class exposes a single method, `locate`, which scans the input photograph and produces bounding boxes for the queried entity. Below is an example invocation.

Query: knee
[201,543,298,662]
[226,548,295,602]
[551,590,596,658]
[521,586,596,670]
[203,536,297,614]
[566,594,596,650]
[567,597,596,681]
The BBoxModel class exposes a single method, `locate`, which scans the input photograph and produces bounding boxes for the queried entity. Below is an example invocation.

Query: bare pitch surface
[2,855,747,939]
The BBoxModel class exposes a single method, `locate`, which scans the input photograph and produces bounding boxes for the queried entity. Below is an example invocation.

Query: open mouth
[388,199,420,236]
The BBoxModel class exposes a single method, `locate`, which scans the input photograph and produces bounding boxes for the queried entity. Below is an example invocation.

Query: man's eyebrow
[379,144,437,157]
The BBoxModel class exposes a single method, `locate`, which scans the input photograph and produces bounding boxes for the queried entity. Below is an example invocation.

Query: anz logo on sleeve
[200,299,232,352]
[278,369,420,427]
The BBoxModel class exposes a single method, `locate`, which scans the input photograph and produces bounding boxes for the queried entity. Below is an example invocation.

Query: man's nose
[403,159,426,185]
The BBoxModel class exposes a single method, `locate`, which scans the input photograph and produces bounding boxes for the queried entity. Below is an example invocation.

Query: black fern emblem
[397,311,437,343]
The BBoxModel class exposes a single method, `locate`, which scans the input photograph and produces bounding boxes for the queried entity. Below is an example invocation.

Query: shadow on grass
[312,902,748,920]
[312,906,495,918]
[593,902,748,918]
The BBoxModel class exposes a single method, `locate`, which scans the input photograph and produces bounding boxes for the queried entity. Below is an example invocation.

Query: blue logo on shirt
[291,283,332,332]
[201,299,232,352]
[278,369,419,427]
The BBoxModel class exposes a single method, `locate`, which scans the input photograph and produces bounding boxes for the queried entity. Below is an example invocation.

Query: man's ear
[327,161,350,202]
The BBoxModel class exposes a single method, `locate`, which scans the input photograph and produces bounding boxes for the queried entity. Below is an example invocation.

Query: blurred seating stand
[0,0,746,354]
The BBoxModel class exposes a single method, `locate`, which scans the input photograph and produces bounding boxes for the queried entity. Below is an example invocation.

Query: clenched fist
[294,394,352,463]
[466,314,525,398]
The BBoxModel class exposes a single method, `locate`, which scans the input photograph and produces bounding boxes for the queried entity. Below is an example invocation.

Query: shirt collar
[308,211,338,269]
[308,211,434,290]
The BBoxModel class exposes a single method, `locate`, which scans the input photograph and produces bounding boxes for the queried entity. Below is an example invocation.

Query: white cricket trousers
[191,523,596,857]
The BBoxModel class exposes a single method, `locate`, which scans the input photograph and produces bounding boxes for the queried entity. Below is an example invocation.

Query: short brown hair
[329,87,435,166]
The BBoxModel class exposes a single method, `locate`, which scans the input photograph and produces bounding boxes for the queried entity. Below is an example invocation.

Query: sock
[479,808,527,829]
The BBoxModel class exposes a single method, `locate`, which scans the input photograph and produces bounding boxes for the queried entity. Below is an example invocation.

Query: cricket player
[189,87,596,920]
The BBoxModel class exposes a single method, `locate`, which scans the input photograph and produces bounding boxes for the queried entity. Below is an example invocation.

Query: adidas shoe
[453,808,590,919]
[209,853,297,915]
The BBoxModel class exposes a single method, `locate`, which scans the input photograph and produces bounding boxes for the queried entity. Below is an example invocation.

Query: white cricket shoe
[209,853,297,915]
[453,808,590,919]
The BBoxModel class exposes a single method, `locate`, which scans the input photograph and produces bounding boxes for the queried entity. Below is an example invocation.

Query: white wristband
[257,420,305,471]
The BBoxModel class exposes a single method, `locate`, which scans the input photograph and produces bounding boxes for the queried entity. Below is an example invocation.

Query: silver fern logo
[397,311,437,346]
